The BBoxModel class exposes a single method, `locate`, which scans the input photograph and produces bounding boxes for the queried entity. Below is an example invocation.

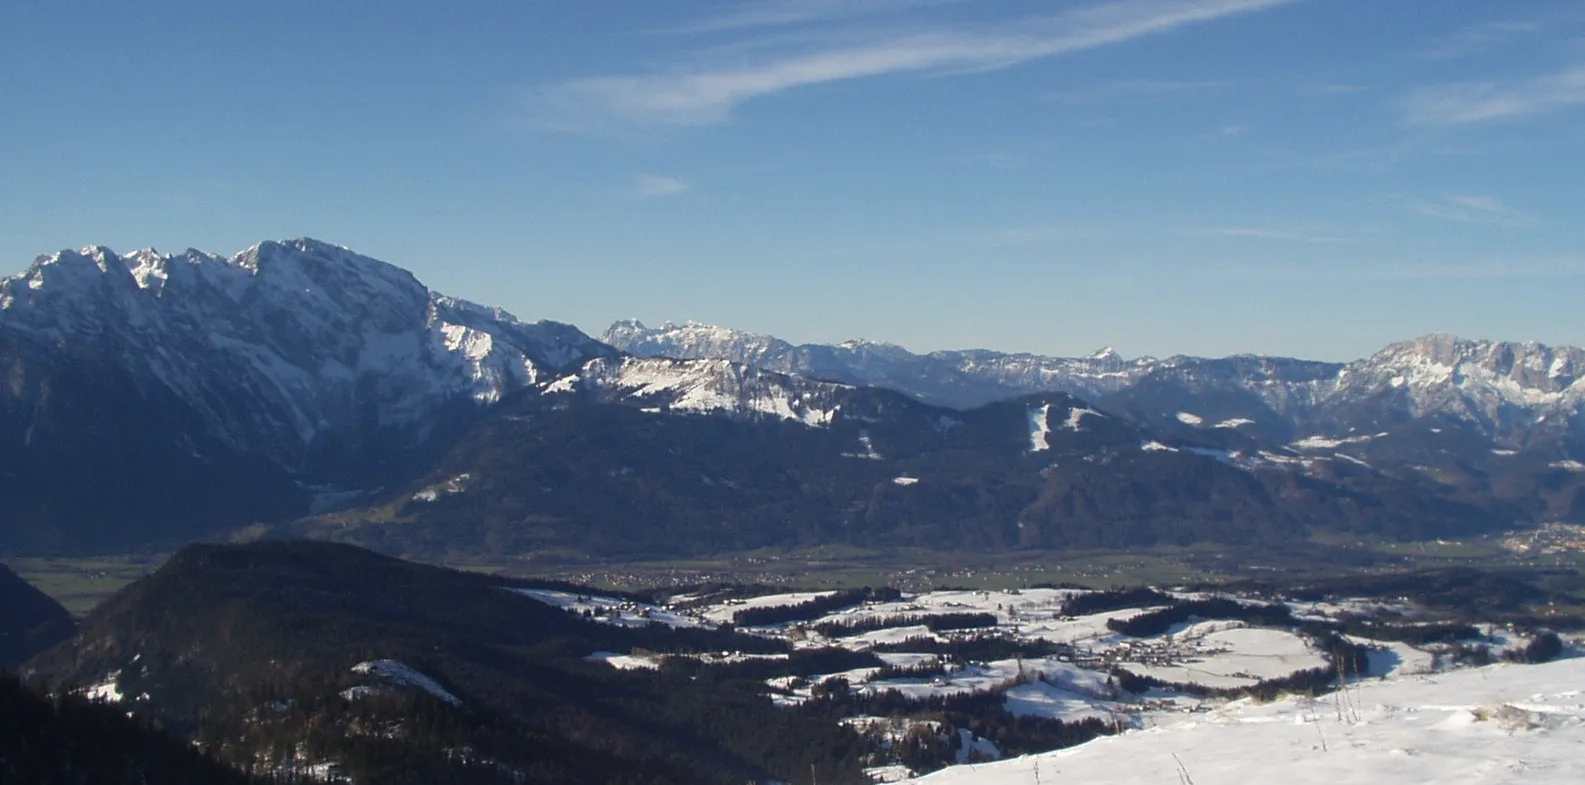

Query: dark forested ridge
[0,672,269,785]
[0,563,74,669]
[20,540,876,785]
[290,390,1514,563]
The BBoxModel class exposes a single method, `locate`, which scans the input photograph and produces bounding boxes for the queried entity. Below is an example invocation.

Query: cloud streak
[671,0,965,34]
[1049,77,1236,103]
[1207,226,1346,242]
[1409,194,1538,227]
[535,0,1300,129]
[632,174,690,197]
[1414,19,1544,61]
[1401,64,1585,125]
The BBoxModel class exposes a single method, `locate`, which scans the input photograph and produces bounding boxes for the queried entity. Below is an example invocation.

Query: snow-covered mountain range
[2,239,1581,557]
[603,321,1585,458]
[602,319,1162,406]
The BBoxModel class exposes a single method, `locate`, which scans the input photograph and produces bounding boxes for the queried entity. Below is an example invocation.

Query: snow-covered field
[509,580,1580,783]
[904,658,1585,785]
[696,590,838,625]
[1114,626,1330,689]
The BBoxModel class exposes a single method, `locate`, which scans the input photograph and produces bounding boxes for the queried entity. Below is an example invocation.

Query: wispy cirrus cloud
[631,174,690,197]
[1414,19,1546,61]
[1307,82,1368,96]
[1408,194,1538,227]
[1401,64,1585,125]
[1049,77,1236,103]
[671,0,966,34]
[1200,226,1347,243]
[533,0,1301,130]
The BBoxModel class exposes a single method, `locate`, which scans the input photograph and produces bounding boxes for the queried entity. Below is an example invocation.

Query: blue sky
[3,0,1583,360]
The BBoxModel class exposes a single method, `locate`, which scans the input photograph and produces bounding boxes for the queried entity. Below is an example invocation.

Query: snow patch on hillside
[585,651,661,670]
[1064,406,1100,431]
[1028,404,1052,452]
[83,671,123,703]
[510,588,707,628]
[411,473,470,502]
[349,660,460,705]
[1292,433,1384,450]
[583,356,843,427]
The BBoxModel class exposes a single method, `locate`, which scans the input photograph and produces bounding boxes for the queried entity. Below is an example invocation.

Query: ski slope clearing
[1028,404,1052,452]
[904,658,1585,785]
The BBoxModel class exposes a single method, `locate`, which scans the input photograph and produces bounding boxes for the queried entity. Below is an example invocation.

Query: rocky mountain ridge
[2,239,609,473]
[1,240,1579,557]
[602,321,1585,456]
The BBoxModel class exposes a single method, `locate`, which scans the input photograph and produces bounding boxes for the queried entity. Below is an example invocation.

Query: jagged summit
[1379,332,1581,382]
[3,239,610,469]
[604,320,1168,407]
[5,239,1585,560]
[602,319,1585,453]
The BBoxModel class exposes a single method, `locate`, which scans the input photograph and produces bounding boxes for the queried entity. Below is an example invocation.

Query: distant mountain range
[2,239,1581,558]
[603,320,1585,450]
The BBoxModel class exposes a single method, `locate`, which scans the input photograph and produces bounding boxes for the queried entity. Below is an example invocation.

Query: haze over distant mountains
[3,240,1583,559]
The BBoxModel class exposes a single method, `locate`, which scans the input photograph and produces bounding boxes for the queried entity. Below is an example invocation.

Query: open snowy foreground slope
[905,657,1585,785]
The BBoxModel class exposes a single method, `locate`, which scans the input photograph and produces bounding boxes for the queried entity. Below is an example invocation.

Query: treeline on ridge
[798,674,1117,773]
[1109,633,1372,702]
[1105,598,1484,646]
[813,612,999,638]
[732,587,902,627]
[1059,588,1175,618]
[1105,597,1294,637]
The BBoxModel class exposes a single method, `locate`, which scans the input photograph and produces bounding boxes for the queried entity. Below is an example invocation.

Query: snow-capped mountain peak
[2,239,609,470]
[602,320,1585,462]
[576,355,849,427]
[1326,333,1585,438]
